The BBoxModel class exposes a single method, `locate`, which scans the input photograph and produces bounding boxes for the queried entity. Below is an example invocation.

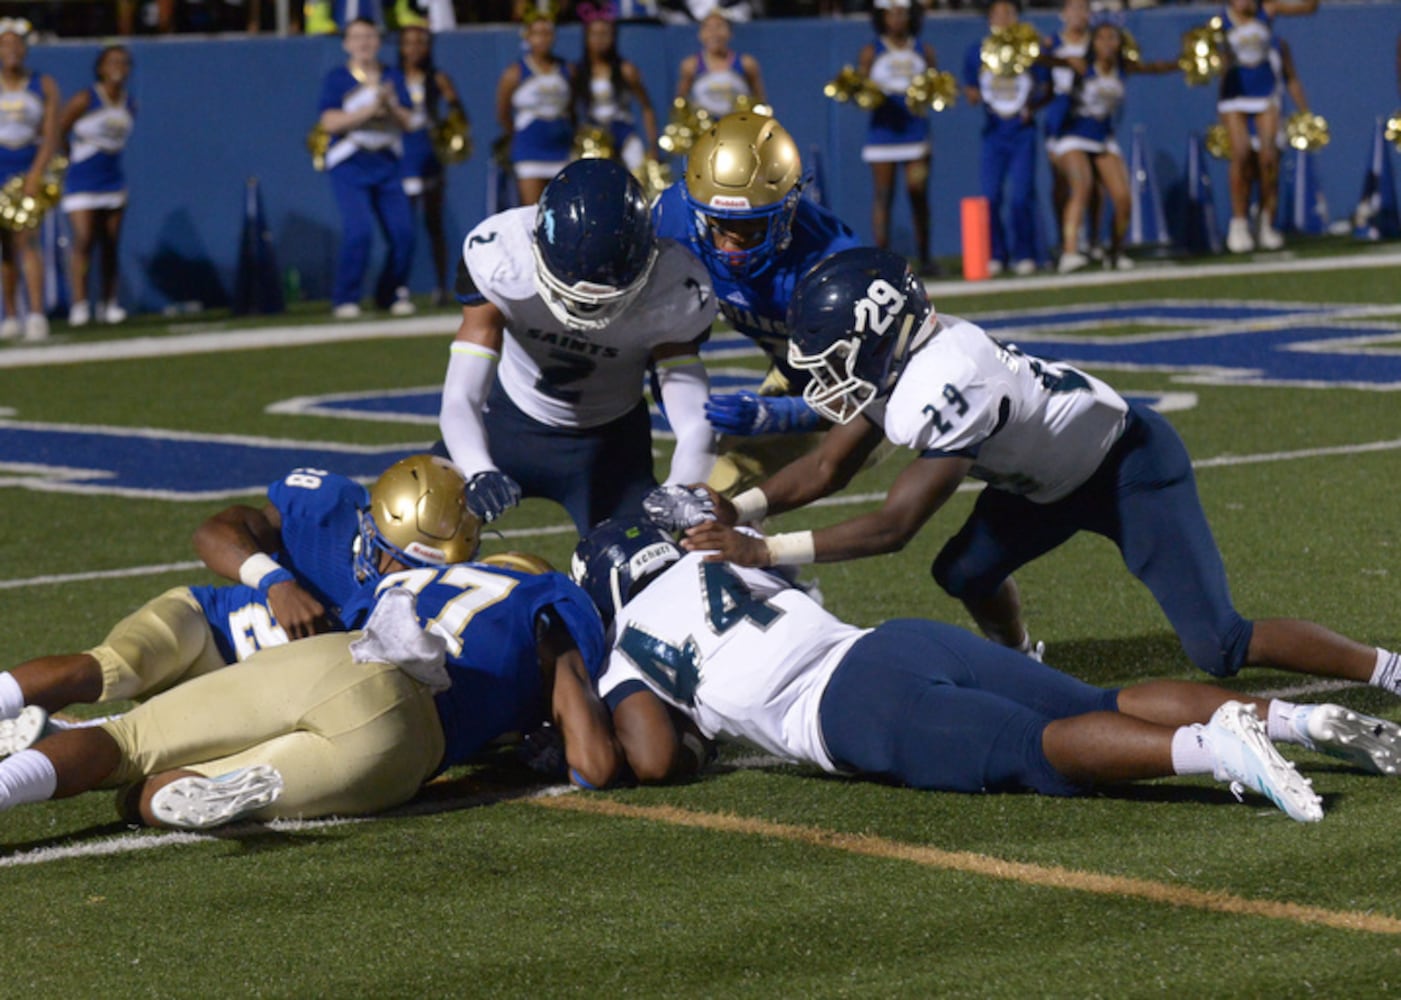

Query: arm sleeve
[439,342,501,478]
[656,354,716,486]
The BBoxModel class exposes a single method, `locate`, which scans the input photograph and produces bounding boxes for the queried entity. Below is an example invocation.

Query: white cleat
[1257,221,1285,251]
[1305,704,1401,776]
[1208,701,1323,822]
[1057,251,1090,275]
[149,764,284,829]
[0,705,48,758]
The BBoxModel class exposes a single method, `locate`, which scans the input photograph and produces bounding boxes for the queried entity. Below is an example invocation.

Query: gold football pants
[100,633,445,820]
[89,587,228,703]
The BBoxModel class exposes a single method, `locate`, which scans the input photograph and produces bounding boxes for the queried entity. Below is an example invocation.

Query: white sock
[1170,724,1215,776]
[1267,699,1314,747]
[0,672,24,720]
[0,749,58,810]
[1370,648,1401,695]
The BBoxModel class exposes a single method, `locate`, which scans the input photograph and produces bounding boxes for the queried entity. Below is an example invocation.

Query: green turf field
[3,249,1401,995]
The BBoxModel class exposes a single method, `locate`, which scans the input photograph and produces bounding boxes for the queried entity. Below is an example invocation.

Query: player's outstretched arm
[542,611,621,790]
[611,688,681,783]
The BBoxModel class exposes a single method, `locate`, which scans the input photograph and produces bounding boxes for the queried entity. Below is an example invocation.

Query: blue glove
[643,484,715,531]
[465,470,522,523]
[704,391,822,436]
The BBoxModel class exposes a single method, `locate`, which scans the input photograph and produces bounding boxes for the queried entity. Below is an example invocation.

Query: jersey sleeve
[885,351,1005,458]
[459,208,534,310]
[598,654,651,712]
[267,470,368,529]
[527,573,608,682]
[651,183,694,246]
[644,243,717,345]
[318,69,349,113]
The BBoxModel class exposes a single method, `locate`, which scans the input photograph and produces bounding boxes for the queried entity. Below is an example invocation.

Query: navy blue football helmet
[570,518,682,627]
[533,159,658,331]
[785,247,932,424]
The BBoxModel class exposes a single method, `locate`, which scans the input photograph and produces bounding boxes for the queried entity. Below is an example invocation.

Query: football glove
[643,484,715,531]
[518,723,567,779]
[465,470,522,523]
[704,391,823,436]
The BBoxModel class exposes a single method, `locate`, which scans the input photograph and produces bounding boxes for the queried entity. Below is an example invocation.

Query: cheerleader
[58,45,134,328]
[0,19,58,342]
[1048,19,1175,273]
[858,0,938,275]
[674,12,767,119]
[495,14,571,206]
[572,11,657,173]
[1218,0,1319,253]
[398,24,464,306]
[1043,0,1094,261]
[318,17,416,319]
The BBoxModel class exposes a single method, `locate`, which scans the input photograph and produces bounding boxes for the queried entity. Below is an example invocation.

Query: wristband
[238,553,293,592]
[569,767,598,790]
[730,487,768,524]
[765,531,816,567]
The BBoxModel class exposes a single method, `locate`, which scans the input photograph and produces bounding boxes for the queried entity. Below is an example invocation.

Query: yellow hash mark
[535,796,1401,936]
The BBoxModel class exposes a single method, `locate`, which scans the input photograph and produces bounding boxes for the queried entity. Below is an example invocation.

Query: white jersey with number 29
[597,551,866,770]
[867,315,1129,503]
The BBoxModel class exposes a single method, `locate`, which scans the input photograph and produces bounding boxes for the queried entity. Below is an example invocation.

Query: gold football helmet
[479,551,556,575]
[682,112,804,275]
[356,455,481,580]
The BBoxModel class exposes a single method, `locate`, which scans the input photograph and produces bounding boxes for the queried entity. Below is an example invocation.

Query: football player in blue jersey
[0,455,480,758]
[652,112,862,494]
[0,560,618,829]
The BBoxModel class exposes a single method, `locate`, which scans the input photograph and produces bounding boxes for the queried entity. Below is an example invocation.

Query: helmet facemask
[687,184,801,277]
[532,234,657,332]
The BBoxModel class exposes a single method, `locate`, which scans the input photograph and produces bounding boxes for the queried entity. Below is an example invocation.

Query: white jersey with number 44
[461,206,716,429]
[597,551,867,771]
[868,315,1129,503]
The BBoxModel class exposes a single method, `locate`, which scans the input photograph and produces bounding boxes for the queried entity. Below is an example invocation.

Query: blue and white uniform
[451,206,717,530]
[582,71,643,171]
[1047,61,1126,157]
[0,72,45,181]
[653,180,860,385]
[1218,6,1278,114]
[510,56,572,180]
[690,50,751,118]
[344,564,606,772]
[962,40,1046,265]
[863,37,931,164]
[874,314,1256,678]
[61,84,135,212]
[399,73,443,197]
[317,64,415,308]
[189,584,290,664]
[598,552,1114,796]
[1043,29,1089,145]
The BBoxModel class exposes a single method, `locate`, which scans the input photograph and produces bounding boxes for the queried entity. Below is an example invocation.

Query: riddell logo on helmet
[708,195,752,210]
[405,540,448,564]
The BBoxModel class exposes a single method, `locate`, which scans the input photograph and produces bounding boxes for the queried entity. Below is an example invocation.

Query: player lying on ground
[0,455,480,758]
[672,247,1401,694]
[573,518,1401,824]
[0,559,617,829]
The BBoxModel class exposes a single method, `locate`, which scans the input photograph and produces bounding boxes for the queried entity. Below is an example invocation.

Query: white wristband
[730,487,768,524]
[765,531,816,567]
[238,552,283,589]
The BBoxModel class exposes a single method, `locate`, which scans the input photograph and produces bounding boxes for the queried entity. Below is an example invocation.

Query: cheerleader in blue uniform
[0,19,58,342]
[318,17,416,319]
[495,14,571,206]
[1218,0,1319,254]
[1043,0,1093,261]
[1047,18,1176,273]
[58,45,133,329]
[572,11,657,173]
[961,0,1048,277]
[674,12,767,119]
[397,24,464,306]
[857,0,938,275]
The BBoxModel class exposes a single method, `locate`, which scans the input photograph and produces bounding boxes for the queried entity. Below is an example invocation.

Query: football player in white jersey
[575,520,1401,823]
[676,248,1401,698]
[443,157,717,532]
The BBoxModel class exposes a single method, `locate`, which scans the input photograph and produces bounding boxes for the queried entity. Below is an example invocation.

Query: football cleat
[1207,701,1322,822]
[149,765,284,829]
[0,705,48,758]
[1304,704,1401,776]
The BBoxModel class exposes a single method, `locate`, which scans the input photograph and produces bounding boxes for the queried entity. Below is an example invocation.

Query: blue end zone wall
[30,2,1398,312]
